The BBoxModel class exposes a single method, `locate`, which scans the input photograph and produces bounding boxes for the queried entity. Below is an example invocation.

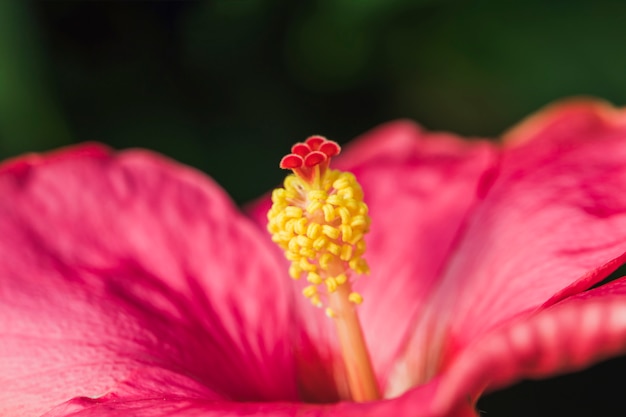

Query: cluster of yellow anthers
[267,136,371,316]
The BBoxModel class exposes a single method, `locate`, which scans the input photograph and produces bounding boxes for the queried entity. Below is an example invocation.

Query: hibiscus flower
[3,99,626,417]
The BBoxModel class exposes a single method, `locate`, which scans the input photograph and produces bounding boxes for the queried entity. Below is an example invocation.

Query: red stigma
[279,136,341,183]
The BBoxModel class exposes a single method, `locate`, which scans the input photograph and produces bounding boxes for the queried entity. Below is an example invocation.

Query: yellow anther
[288,238,299,253]
[340,224,353,241]
[274,211,287,228]
[294,218,308,235]
[327,194,343,206]
[325,307,336,318]
[285,219,296,234]
[322,225,340,239]
[285,206,303,218]
[271,188,287,202]
[302,285,318,298]
[313,236,328,251]
[323,170,339,187]
[326,277,338,293]
[327,242,341,256]
[339,188,354,199]
[307,272,323,285]
[350,258,370,274]
[333,177,351,190]
[355,240,366,256]
[300,248,316,259]
[277,231,293,243]
[351,215,368,229]
[296,235,312,248]
[319,253,334,270]
[340,244,353,262]
[306,199,324,214]
[348,232,363,246]
[285,251,299,261]
[348,292,364,304]
[337,206,351,224]
[289,264,302,279]
[284,174,303,190]
[299,257,317,272]
[345,199,360,212]
[308,190,328,200]
[335,273,348,285]
[323,204,336,222]
[306,223,322,239]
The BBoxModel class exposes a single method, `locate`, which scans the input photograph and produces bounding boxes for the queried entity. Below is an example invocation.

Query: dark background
[2,1,626,415]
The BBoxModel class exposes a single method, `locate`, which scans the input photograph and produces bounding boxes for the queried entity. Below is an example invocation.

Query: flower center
[267,136,380,402]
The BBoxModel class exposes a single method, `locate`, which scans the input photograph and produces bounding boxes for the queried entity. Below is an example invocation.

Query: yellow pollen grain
[307,272,323,285]
[285,206,303,218]
[348,232,363,246]
[345,199,360,212]
[351,215,368,228]
[322,225,340,239]
[289,264,302,279]
[287,249,302,259]
[325,307,336,318]
[323,204,336,222]
[306,200,323,214]
[319,253,334,270]
[294,218,308,235]
[313,236,328,251]
[348,292,364,304]
[308,190,327,200]
[335,273,348,285]
[306,223,322,239]
[327,242,341,256]
[340,224,353,241]
[333,177,350,189]
[340,244,353,262]
[302,285,317,298]
[285,219,296,234]
[300,248,316,259]
[337,207,351,224]
[299,258,316,272]
[339,188,354,199]
[296,235,312,248]
[325,277,338,293]
[288,238,299,253]
[327,195,342,206]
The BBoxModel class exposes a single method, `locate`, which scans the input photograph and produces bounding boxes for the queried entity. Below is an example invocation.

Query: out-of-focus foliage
[1,1,626,415]
[3,0,626,202]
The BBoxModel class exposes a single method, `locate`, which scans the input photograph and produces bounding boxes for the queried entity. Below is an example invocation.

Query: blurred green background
[2,0,626,415]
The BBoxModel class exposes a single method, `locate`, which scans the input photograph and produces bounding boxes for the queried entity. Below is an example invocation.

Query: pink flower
[3,99,626,416]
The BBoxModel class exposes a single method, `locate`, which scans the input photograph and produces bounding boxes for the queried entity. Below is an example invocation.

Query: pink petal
[42,370,447,417]
[0,144,298,416]
[248,121,497,395]
[431,277,626,415]
[337,122,496,387]
[434,99,626,358]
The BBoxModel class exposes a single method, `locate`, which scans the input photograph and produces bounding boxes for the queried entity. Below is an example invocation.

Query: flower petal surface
[42,369,445,417]
[422,100,626,368]
[431,277,626,416]
[0,145,297,416]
